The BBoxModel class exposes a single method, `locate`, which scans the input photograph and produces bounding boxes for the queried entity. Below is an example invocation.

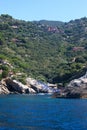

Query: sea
[0,94,87,130]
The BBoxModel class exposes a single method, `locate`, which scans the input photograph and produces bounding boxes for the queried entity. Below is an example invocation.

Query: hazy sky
[0,0,87,22]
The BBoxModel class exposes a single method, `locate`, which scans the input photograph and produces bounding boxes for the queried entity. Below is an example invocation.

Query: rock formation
[26,78,58,93]
[53,72,87,98]
[0,77,58,94]
[5,78,36,94]
[0,84,10,94]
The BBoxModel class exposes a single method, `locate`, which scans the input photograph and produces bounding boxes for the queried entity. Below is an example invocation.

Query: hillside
[33,20,64,27]
[0,14,87,84]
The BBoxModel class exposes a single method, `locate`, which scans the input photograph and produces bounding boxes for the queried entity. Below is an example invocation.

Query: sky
[0,0,87,22]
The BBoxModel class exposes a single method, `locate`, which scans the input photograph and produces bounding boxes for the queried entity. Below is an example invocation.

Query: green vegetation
[0,14,87,84]
[0,64,9,79]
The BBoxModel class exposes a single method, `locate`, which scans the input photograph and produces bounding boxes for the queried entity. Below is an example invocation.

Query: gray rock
[0,85,10,94]
[53,72,87,98]
[5,78,36,94]
[0,77,58,94]
[0,79,10,94]
[26,78,58,93]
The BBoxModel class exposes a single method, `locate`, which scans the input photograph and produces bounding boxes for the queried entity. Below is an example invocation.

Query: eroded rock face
[0,78,58,94]
[0,79,10,94]
[26,78,58,93]
[0,85,10,94]
[53,72,87,98]
[5,78,36,94]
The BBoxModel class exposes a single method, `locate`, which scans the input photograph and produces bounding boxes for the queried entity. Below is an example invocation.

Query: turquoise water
[0,95,87,130]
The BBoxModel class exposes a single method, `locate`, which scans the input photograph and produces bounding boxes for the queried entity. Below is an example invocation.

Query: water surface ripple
[0,94,87,130]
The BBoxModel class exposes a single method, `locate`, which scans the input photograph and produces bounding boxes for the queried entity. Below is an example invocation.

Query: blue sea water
[0,95,87,130]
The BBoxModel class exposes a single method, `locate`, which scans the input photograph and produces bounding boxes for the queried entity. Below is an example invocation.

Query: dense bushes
[0,65,9,78]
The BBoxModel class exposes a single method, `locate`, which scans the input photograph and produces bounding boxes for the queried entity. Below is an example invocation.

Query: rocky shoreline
[1,72,87,98]
[0,77,58,95]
